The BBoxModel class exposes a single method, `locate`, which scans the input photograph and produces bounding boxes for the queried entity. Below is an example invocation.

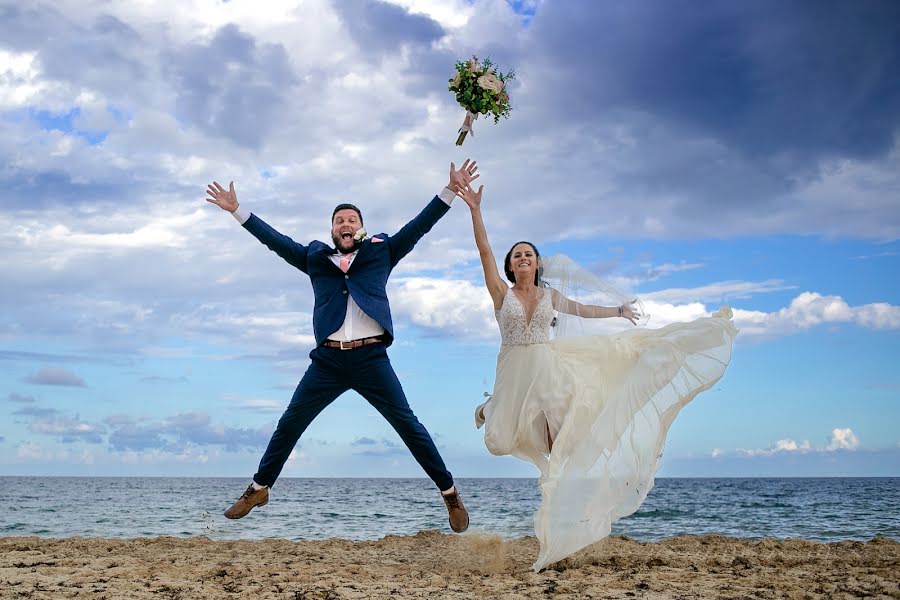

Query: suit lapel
[344,240,369,273]
[310,244,341,271]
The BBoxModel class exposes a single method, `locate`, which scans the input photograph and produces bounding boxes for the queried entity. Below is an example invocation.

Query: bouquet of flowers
[448,55,515,145]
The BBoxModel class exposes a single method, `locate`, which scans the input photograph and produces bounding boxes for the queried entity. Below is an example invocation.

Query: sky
[1,0,898,480]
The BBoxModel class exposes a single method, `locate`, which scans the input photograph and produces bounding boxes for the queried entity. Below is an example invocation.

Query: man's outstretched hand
[448,159,479,194]
[206,181,239,213]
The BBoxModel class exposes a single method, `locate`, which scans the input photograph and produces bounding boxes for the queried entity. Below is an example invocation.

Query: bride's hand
[458,183,484,210]
[620,301,640,325]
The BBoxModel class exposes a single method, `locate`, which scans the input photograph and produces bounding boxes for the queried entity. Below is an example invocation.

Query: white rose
[450,72,461,87]
[477,73,504,94]
[353,228,368,242]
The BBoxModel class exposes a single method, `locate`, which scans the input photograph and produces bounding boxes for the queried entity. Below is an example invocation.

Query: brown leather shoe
[224,484,269,519]
[442,487,469,533]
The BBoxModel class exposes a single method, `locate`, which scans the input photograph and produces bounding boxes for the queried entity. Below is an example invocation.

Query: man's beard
[333,234,361,252]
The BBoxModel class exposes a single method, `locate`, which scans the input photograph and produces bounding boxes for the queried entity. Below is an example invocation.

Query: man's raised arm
[388,160,479,265]
[206,180,309,272]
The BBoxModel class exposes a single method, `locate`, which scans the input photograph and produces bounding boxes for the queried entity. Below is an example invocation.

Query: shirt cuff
[232,205,251,225]
[438,187,455,206]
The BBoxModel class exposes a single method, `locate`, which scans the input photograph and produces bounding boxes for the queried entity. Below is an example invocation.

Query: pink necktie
[340,254,351,273]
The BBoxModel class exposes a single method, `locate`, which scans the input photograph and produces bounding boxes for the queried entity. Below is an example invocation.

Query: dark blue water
[3,477,897,542]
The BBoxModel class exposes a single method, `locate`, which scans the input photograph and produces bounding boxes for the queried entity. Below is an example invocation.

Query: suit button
[343,290,348,294]
[344,275,349,279]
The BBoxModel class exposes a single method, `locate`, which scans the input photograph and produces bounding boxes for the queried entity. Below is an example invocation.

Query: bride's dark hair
[504,241,542,285]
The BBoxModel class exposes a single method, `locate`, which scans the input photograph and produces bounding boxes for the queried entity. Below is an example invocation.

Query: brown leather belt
[321,336,384,350]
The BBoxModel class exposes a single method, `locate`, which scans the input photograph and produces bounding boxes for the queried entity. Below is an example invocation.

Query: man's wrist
[232,204,251,225]
[438,187,456,205]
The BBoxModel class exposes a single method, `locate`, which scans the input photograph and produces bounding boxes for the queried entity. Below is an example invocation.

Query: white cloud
[383,0,474,28]
[30,416,105,443]
[736,438,812,457]
[0,50,48,108]
[726,427,860,457]
[16,208,211,257]
[827,427,860,451]
[118,447,215,465]
[851,251,899,260]
[390,276,497,339]
[235,398,285,413]
[733,292,900,338]
[171,307,318,351]
[15,441,45,461]
[641,261,705,281]
[15,441,96,464]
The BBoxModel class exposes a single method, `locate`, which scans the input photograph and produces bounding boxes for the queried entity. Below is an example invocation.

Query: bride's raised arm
[549,289,639,325]
[458,183,507,310]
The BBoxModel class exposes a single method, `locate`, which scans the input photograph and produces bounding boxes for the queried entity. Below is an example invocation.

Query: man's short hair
[332,203,363,226]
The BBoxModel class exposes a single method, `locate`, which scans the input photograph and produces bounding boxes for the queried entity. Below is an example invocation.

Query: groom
[205,160,478,533]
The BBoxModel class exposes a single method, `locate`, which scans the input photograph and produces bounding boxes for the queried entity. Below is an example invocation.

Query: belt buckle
[339,340,353,350]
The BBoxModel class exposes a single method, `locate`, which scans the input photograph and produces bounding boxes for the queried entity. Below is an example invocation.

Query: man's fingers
[477,185,484,194]
[213,181,226,193]
[450,162,457,174]
[229,181,234,192]
[468,173,480,183]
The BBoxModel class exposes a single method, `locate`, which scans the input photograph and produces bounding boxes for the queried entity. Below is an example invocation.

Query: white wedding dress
[478,286,737,571]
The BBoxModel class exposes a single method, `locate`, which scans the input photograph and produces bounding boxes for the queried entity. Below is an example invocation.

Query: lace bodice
[496,288,554,345]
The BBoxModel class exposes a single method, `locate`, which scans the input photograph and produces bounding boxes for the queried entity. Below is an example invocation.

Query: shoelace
[444,493,461,508]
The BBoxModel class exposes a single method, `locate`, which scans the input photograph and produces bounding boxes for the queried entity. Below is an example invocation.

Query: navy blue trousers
[253,343,454,491]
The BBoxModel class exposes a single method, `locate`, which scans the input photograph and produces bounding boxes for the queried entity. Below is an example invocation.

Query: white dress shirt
[232,188,456,342]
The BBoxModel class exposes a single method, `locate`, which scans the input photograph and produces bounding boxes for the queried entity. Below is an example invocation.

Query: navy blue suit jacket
[242,196,450,348]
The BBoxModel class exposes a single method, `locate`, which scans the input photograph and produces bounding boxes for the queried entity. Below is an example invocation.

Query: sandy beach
[1,532,897,599]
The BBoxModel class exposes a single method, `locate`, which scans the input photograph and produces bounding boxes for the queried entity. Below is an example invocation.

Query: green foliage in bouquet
[449,55,515,144]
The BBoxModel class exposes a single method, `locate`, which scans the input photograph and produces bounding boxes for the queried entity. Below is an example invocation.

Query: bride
[457,181,738,571]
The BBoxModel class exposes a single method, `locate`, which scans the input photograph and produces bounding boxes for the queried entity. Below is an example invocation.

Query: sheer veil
[539,254,648,338]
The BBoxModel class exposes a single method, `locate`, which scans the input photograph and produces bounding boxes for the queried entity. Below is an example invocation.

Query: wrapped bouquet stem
[456,111,478,145]
[449,55,514,146]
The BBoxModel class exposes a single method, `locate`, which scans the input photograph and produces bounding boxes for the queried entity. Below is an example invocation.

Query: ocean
[3,477,898,542]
